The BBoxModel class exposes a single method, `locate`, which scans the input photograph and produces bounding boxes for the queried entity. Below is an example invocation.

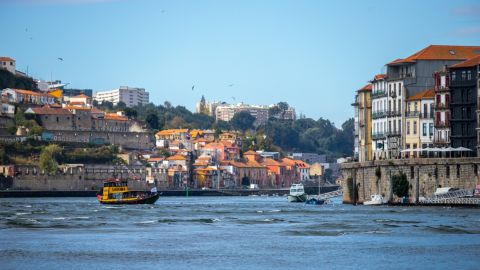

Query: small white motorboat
[287,183,307,202]
[363,194,387,205]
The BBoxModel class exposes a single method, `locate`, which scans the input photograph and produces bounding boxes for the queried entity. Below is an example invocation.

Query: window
[451,71,456,81]
[467,70,472,80]
[429,123,433,136]
[461,71,466,80]
[407,121,410,135]
[413,121,417,134]
[423,123,427,136]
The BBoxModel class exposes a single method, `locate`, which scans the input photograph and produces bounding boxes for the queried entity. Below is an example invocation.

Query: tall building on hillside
[0,57,16,74]
[215,103,270,126]
[448,55,480,155]
[94,86,149,107]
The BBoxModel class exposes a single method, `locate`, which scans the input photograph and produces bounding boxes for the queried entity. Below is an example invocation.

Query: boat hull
[288,194,307,202]
[99,193,160,205]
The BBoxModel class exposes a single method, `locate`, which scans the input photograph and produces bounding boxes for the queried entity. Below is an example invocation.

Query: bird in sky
[191,85,195,91]
[58,57,64,61]
[228,84,234,87]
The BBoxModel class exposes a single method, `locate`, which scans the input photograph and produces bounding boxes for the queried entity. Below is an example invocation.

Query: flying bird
[191,85,195,91]
[58,57,64,61]
[228,84,234,87]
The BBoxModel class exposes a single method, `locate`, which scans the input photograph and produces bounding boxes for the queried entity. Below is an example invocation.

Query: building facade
[370,74,389,160]
[449,56,480,154]
[433,66,451,147]
[215,103,270,126]
[0,57,16,74]
[356,84,372,162]
[405,89,434,157]
[94,86,149,107]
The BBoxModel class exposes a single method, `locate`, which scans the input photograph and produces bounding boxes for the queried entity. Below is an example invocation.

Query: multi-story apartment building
[0,57,16,74]
[94,86,149,107]
[355,84,372,162]
[370,74,389,160]
[433,66,451,147]
[215,103,270,126]
[386,45,480,157]
[449,55,480,155]
[405,89,434,157]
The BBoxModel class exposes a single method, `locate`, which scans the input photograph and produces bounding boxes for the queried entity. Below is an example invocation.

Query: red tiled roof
[450,55,480,68]
[243,150,257,155]
[104,113,128,121]
[388,45,480,65]
[357,84,372,92]
[407,89,435,101]
[29,106,72,115]
[374,74,386,80]
[70,94,90,99]
[167,155,186,161]
[0,57,15,62]
[13,89,54,98]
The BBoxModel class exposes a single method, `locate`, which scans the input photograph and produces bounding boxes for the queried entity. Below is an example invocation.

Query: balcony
[420,113,434,119]
[372,133,386,140]
[435,103,449,110]
[435,86,449,93]
[387,110,402,117]
[405,111,419,118]
[435,121,450,128]
[433,138,450,145]
[372,111,387,119]
[372,90,387,98]
[385,130,401,137]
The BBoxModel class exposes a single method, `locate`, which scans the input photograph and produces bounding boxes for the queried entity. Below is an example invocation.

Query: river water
[0,196,479,270]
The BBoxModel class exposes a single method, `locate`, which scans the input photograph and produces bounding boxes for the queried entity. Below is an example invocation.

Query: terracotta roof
[357,84,372,92]
[70,94,90,99]
[261,158,282,166]
[147,157,163,162]
[29,106,72,115]
[91,107,104,114]
[64,105,91,111]
[69,101,85,105]
[374,74,386,80]
[0,57,15,62]
[388,45,480,65]
[13,89,54,97]
[104,113,128,121]
[167,155,186,161]
[407,89,435,101]
[243,150,258,155]
[450,55,480,68]
[156,129,189,136]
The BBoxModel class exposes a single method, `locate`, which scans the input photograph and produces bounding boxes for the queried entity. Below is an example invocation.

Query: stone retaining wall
[340,158,480,204]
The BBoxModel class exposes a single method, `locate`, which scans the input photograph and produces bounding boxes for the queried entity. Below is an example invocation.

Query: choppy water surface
[1,196,479,270]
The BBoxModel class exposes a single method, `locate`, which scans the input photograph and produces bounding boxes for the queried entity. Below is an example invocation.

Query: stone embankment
[340,158,480,205]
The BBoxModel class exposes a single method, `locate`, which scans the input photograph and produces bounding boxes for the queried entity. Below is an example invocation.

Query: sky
[1,0,479,126]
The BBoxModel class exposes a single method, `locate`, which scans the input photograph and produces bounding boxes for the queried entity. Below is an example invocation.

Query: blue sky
[1,0,479,126]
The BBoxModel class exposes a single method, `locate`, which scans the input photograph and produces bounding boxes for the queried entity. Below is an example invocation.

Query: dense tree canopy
[231,111,256,132]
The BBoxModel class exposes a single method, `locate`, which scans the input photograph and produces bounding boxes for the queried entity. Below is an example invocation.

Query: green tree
[0,148,8,165]
[231,111,255,132]
[39,144,61,174]
[124,107,138,118]
[145,113,160,130]
[392,173,409,198]
[116,101,127,110]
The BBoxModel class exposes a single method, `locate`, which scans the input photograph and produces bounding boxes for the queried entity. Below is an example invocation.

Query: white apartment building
[0,57,16,75]
[94,86,149,107]
[215,103,269,126]
[370,74,389,160]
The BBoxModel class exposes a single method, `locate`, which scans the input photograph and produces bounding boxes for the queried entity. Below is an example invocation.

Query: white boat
[287,183,307,202]
[363,194,387,205]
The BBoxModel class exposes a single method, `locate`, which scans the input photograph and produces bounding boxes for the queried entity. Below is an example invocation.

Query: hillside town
[0,56,340,191]
[352,45,480,162]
